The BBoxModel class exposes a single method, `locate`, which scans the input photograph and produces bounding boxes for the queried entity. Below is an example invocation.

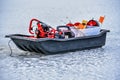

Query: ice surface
[0,0,120,80]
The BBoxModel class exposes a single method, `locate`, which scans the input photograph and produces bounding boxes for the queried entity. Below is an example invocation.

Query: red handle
[29,18,40,34]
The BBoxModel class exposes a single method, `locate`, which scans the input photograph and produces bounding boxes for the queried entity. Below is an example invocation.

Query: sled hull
[5,29,110,55]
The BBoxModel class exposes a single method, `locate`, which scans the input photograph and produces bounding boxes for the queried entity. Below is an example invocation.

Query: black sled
[5,29,109,55]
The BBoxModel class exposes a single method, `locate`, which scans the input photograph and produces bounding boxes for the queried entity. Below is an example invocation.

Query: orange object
[99,16,105,24]
[74,22,85,29]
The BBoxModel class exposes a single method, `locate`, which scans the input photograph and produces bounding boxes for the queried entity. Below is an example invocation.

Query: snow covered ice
[0,0,120,80]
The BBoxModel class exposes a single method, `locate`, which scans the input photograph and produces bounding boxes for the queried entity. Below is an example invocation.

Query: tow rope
[8,40,13,56]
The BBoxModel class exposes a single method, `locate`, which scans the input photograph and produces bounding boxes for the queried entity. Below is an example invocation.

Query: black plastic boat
[5,29,109,55]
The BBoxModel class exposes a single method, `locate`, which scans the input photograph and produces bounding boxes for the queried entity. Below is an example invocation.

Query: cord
[8,40,13,56]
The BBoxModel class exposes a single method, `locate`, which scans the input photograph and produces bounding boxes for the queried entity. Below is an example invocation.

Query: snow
[0,0,120,80]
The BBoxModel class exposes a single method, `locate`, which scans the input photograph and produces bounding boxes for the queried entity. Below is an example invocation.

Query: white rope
[8,40,13,56]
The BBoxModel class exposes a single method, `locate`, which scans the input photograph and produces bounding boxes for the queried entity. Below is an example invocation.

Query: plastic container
[69,26,84,37]
[79,26,100,36]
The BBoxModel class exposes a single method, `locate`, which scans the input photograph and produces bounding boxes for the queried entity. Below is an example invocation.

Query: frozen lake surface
[0,0,120,80]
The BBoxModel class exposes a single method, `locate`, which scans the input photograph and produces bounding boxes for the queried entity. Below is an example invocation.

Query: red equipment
[29,18,56,38]
[87,19,99,26]
[66,22,74,27]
